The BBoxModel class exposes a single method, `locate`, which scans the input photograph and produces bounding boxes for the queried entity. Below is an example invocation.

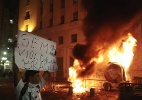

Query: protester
[13,55,49,100]
[13,56,49,100]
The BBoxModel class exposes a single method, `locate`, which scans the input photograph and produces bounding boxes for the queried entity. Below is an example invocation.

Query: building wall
[129,24,142,81]
[18,0,41,32]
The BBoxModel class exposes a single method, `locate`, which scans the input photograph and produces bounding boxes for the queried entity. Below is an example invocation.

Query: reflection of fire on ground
[68,33,137,93]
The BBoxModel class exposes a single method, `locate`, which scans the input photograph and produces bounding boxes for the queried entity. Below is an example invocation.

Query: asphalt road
[3,78,142,100]
[0,78,16,100]
[0,78,119,100]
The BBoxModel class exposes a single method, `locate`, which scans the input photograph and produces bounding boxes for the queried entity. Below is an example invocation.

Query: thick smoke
[73,0,142,77]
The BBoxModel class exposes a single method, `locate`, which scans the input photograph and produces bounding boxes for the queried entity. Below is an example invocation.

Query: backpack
[19,82,29,100]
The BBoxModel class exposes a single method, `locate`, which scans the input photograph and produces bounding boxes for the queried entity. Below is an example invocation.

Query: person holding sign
[13,56,49,100]
[12,30,58,100]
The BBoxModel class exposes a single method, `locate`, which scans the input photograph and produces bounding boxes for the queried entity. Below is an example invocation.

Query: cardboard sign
[15,30,58,72]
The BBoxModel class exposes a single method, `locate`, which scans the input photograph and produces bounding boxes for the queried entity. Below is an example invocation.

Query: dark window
[58,36,63,44]
[56,57,64,81]
[57,57,63,70]
[26,0,30,6]
[50,18,53,26]
[71,34,77,43]
[50,3,53,12]
[73,0,78,4]
[61,16,64,24]
[25,11,30,20]
[61,0,65,8]
[73,12,78,21]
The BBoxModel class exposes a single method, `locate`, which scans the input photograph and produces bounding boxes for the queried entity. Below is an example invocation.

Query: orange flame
[108,33,137,80]
[68,33,137,93]
[68,60,86,93]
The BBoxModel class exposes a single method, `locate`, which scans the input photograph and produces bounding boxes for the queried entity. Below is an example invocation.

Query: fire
[68,33,137,93]
[91,54,104,63]
[108,33,137,80]
[68,60,86,93]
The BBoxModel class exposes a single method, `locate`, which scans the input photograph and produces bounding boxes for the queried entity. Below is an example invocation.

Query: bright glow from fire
[91,54,103,63]
[68,33,137,93]
[108,33,137,80]
[68,60,85,93]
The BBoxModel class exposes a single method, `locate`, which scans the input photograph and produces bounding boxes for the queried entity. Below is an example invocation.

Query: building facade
[18,0,86,81]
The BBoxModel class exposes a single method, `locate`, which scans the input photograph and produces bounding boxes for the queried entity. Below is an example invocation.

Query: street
[1,78,142,100]
[0,78,119,100]
[41,90,119,100]
[0,78,16,100]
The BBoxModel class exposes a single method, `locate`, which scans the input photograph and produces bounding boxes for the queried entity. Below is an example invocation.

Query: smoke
[73,0,142,77]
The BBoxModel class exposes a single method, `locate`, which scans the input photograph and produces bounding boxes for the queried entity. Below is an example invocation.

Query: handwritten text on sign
[15,31,58,72]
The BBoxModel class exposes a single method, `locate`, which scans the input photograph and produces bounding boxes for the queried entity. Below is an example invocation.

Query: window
[73,0,78,4]
[56,57,64,81]
[60,16,64,24]
[50,3,53,12]
[58,36,63,44]
[61,0,65,8]
[73,12,78,21]
[71,34,77,43]
[26,0,30,6]
[57,57,63,70]
[25,11,30,20]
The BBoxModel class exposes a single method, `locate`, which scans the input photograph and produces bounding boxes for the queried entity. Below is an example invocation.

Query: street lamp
[1,57,7,73]
[2,57,7,61]
[3,52,7,55]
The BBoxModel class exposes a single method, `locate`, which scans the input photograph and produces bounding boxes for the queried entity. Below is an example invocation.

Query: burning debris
[69,0,142,93]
